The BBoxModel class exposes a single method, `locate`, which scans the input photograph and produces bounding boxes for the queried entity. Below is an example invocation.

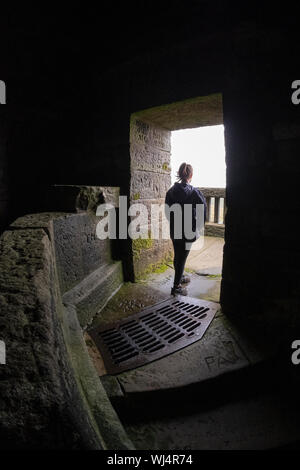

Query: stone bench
[0,186,134,450]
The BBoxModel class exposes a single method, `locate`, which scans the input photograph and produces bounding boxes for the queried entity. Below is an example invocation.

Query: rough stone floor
[85,236,300,450]
[92,236,224,328]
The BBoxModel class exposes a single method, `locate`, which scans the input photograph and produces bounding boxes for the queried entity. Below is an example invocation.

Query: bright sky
[170,125,226,188]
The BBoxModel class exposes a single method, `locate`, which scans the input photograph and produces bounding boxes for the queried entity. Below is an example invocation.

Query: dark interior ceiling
[5,2,298,69]
[2,2,299,109]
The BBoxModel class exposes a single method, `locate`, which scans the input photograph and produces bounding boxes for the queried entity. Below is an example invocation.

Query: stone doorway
[129,93,225,296]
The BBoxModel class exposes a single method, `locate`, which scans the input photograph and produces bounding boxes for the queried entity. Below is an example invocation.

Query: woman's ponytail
[176,162,193,183]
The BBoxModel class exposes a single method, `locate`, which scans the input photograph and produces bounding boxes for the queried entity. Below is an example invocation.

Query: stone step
[102,354,300,450]
[102,356,269,415]
[94,290,299,449]
[121,364,300,450]
[63,261,123,328]
[99,314,276,414]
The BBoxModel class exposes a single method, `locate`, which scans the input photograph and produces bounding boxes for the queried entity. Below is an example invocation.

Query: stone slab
[130,142,171,174]
[130,117,171,151]
[205,222,225,238]
[53,213,112,293]
[116,316,249,393]
[125,386,300,450]
[130,169,171,200]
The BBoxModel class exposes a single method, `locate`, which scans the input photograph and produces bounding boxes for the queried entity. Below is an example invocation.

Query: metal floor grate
[89,296,219,374]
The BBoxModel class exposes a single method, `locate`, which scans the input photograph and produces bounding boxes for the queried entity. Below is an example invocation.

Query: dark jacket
[165,182,207,241]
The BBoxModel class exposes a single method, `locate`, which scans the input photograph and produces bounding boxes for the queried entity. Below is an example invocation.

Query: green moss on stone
[132,193,140,201]
[132,237,153,260]
[135,255,173,280]
[184,267,196,273]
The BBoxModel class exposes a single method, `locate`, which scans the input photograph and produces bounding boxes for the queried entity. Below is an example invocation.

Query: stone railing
[198,187,226,237]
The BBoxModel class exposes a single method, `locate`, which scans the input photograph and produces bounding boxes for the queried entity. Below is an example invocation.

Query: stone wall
[220,70,300,336]
[129,116,172,278]
[0,109,8,233]
[2,12,300,335]
[0,188,134,450]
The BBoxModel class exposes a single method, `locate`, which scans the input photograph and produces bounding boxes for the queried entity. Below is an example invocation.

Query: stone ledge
[205,222,225,238]
[63,261,123,328]
[45,185,120,213]
[198,187,225,198]
[0,209,133,450]
[113,316,249,395]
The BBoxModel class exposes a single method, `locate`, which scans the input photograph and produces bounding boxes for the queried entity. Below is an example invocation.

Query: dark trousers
[172,239,191,287]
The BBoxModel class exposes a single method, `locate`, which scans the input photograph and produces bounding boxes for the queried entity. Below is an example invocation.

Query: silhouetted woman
[165,163,207,296]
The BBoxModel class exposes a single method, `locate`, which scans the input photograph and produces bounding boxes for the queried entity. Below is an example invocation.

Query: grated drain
[88,296,219,374]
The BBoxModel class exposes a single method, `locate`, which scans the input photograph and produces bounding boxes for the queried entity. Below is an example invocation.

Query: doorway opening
[170,124,226,299]
[87,93,229,387]
[129,92,225,303]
